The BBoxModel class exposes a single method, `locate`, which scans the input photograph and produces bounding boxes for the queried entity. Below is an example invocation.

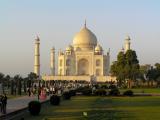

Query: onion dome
[73,23,97,50]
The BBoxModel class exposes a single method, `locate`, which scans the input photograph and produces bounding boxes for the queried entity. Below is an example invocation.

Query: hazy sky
[0,0,160,76]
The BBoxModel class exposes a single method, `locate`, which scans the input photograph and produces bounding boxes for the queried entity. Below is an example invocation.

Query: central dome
[73,25,97,50]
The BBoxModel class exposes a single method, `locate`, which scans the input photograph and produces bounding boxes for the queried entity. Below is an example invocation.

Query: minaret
[34,36,40,76]
[84,19,87,28]
[50,47,55,75]
[106,48,110,75]
[121,46,125,53]
[124,35,131,52]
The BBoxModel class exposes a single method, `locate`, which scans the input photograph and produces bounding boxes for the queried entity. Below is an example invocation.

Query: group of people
[0,94,7,114]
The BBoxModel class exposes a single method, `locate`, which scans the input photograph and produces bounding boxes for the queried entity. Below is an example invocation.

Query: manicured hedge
[109,88,120,96]
[95,89,107,96]
[28,101,41,115]
[63,91,71,100]
[75,87,92,96]
[50,95,60,105]
[123,90,134,96]
[69,90,76,96]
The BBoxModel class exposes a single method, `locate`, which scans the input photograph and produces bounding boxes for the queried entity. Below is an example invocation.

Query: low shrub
[28,101,41,115]
[63,91,71,100]
[82,88,92,96]
[69,90,76,96]
[50,95,60,105]
[101,85,108,89]
[109,88,120,96]
[123,90,134,96]
[75,87,92,96]
[95,89,107,96]
[108,85,117,89]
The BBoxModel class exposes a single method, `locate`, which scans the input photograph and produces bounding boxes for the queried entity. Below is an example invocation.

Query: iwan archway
[78,58,89,75]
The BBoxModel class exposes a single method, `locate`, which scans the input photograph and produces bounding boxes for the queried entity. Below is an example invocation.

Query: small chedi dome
[95,44,103,54]
[125,35,131,40]
[66,45,73,51]
[73,23,97,50]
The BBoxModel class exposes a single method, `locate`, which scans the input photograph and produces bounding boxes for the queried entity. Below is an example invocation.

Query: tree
[27,72,38,88]
[110,52,126,87]
[5,75,11,89]
[14,74,22,95]
[0,73,5,94]
[125,50,140,88]
[10,78,14,95]
[110,50,140,88]
[23,77,28,93]
[146,63,160,87]
[139,65,151,86]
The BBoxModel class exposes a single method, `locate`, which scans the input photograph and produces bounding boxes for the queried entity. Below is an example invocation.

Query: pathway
[0,95,49,119]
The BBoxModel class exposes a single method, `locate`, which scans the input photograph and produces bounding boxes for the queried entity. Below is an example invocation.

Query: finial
[51,46,55,50]
[36,35,40,41]
[84,19,86,28]
[125,35,130,40]
[121,46,124,52]
[107,48,110,55]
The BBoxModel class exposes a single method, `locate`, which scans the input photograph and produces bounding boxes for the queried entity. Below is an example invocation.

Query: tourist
[27,88,31,97]
[2,94,7,114]
[46,87,49,96]
[38,87,41,100]
[0,95,2,113]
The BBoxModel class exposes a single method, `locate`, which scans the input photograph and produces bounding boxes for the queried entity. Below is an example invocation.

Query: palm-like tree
[10,78,14,95]
[5,75,11,89]
[0,72,5,94]
[27,72,38,88]
[14,74,22,95]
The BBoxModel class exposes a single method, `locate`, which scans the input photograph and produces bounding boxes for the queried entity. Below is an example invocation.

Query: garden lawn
[24,96,160,120]
[120,88,160,93]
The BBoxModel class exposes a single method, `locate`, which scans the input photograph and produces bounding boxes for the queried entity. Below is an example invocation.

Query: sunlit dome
[95,44,102,52]
[66,45,73,51]
[73,23,97,50]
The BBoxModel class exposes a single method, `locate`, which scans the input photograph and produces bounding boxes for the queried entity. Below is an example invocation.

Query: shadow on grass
[23,96,136,120]
[42,109,133,120]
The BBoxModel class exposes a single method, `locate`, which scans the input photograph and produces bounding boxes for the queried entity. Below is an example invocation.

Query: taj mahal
[34,22,131,82]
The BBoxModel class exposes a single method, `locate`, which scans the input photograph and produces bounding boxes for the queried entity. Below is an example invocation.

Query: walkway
[0,95,49,119]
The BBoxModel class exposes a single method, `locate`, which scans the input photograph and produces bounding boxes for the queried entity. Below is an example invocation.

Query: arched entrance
[78,59,89,75]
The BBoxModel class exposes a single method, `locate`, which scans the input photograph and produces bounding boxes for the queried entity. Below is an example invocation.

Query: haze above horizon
[0,0,160,76]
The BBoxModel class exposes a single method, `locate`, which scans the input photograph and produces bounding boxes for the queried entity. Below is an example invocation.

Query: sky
[0,0,160,77]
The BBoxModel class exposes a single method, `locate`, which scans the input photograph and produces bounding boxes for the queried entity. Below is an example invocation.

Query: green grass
[24,96,160,120]
[120,88,160,93]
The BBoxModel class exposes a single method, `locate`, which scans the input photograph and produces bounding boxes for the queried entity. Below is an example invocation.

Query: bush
[50,95,60,105]
[108,85,117,89]
[69,90,76,96]
[123,90,134,96]
[101,85,108,89]
[63,91,71,100]
[95,89,106,96]
[28,101,41,115]
[75,87,92,96]
[109,88,120,96]
[82,88,92,96]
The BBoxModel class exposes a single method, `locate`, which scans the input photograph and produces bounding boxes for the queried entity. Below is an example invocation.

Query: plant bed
[50,95,60,105]
[69,90,76,96]
[28,101,41,116]
[63,91,71,100]
[109,88,120,96]
[94,89,107,96]
[123,90,134,96]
